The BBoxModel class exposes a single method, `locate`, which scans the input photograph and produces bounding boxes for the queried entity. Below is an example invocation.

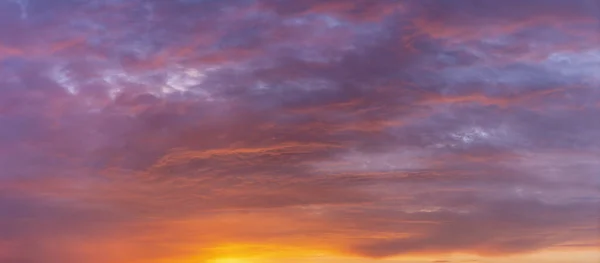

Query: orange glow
[208,258,252,263]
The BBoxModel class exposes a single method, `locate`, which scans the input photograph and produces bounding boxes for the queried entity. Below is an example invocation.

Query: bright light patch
[450,126,490,144]
[161,66,220,101]
[162,67,206,94]
[208,258,252,263]
[50,65,78,95]
[101,70,130,99]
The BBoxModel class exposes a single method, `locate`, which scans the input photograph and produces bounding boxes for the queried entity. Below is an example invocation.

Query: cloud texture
[0,0,599,262]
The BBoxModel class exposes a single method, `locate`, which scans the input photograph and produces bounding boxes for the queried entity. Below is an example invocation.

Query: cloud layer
[0,0,599,262]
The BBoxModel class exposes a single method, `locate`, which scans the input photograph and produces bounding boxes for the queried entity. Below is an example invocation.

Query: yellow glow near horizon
[208,258,252,263]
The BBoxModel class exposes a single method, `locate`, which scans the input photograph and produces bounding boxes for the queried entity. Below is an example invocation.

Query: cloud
[344,198,598,258]
[0,0,598,262]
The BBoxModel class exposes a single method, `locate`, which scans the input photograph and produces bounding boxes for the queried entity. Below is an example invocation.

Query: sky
[0,0,599,262]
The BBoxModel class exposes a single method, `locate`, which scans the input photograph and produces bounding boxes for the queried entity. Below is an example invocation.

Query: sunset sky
[0,0,599,262]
